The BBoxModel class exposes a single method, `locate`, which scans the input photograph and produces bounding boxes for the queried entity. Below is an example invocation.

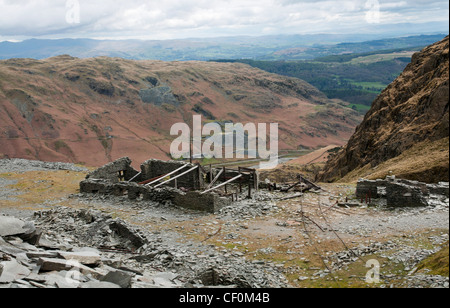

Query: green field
[349,103,372,113]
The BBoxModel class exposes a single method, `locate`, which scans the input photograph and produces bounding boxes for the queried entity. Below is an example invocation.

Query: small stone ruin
[356,176,449,207]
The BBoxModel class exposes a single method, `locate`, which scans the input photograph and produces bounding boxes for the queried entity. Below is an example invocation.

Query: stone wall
[86,157,139,183]
[356,177,449,207]
[140,159,203,190]
[80,179,229,214]
[80,179,114,194]
[386,182,429,207]
[355,179,388,199]
[427,182,450,198]
[174,191,231,214]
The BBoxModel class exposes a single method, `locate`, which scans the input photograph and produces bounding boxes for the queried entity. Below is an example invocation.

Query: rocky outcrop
[320,36,449,183]
[139,85,180,106]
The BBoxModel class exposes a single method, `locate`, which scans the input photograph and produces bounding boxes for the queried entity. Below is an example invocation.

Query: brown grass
[339,137,449,183]
[417,242,449,276]
[0,170,86,209]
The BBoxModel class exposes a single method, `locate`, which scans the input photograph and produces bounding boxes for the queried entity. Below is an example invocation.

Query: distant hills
[0,34,447,61]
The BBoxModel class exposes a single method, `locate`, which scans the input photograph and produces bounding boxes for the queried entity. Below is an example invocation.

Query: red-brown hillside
[0,56,362,167]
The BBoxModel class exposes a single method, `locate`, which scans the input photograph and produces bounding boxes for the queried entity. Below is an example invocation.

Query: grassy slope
[338,138,449,183]
[417,243,449,277]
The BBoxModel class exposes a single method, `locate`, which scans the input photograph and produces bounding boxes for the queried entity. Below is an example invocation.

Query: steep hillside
[0,56,362,167]
[319,36,449,183]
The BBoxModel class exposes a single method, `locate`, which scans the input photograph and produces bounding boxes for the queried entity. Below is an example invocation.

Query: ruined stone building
[80,157,258,213]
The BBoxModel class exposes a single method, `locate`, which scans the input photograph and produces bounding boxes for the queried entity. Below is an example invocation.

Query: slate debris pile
[330,241,398,271]
[0,207,288,288]
[217,191,280,220]
[35,207,147,252]
[0,211,150,288]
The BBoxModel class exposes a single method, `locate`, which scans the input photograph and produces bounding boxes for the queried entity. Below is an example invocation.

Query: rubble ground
[0,159,448,288]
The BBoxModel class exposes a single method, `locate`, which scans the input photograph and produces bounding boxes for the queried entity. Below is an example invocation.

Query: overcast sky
[0,0,448,41]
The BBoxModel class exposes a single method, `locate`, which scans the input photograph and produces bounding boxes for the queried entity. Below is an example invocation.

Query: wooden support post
[197,163,202,190]
[223,167,227,194]
[190,137,193,164]
[238,167,243,193]
[209,164,213,184]
[208,168,223,189]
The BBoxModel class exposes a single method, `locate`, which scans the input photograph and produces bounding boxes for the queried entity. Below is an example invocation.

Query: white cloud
[0,0,448,40]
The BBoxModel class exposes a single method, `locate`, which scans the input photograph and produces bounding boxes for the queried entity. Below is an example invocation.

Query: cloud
[0,0,448,40]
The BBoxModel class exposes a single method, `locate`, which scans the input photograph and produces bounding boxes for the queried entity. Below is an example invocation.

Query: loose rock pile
[218,191,281,220]
[330,241,398,271]
[0,207,288,288]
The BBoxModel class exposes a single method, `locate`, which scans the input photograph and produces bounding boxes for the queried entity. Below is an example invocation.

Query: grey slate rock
[100,270,133,288]
[0,259,31,283]
[0,237,26,257]
[0,216,28,237]
[37,258,75,272]
[58,251,101,266]
[80,281,121,288]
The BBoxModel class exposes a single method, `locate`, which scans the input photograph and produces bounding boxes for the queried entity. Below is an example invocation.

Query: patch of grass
[350,81,387,90]
[1,170,87,209]
[54,140,69,152]
[161,103,176,113]
[348,104,372,113]
[340,137,449,183]
[300,255,406,288]
[417,243,449,276]
[100,138,109,150]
